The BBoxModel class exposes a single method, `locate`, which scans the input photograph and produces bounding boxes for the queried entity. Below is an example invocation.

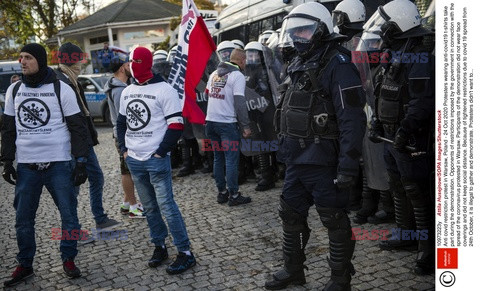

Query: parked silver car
[78,74,112,125]
[0,61,23,126]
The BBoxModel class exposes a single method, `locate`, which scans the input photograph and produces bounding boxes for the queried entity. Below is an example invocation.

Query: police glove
[336,174,356,190]
[368,118,384,144]
[393,127,409,153]
[72,159,88,186]
[2,161,17,185]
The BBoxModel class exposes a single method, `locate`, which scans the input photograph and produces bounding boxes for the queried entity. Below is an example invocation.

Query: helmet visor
[332,11,349,28]
[279,17,319,47]
[218,48,233,62]
[363,10,386,35]
[246,50,261,65]
[356,31,384,52]
[167,51,177,64]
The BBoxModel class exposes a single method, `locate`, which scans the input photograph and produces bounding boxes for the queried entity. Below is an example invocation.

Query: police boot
[403,180,435,275]
[277,162,286,180]
[245,155,256,180]
[238,154,247,185]
[170,144,181,169]
[191,139,203,170]
[347,165,363,211]
[265,196,310,290]
[353,174,380,224]
[317,207,356,291]
[255,154,275,191]
[201,151,213,174]
[177,138,195,177]
[379,173,416,251]
[368,190,395,224]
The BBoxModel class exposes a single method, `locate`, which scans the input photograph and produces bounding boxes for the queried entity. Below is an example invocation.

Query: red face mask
[129,47,153,84]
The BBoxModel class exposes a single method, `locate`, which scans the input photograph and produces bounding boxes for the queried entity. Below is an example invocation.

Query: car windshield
[91,76,110,88]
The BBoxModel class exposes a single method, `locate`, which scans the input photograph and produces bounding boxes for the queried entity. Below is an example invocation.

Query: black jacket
[55,69,99,146]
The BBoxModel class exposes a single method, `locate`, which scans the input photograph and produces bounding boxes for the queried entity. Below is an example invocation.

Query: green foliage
[170,16,182,31]
[0,0,93,46]
[152,36,171,51]
[165,0,214,10]
[166,0,215,31]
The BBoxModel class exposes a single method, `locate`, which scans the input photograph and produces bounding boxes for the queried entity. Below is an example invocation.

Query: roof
[60,0,181,33]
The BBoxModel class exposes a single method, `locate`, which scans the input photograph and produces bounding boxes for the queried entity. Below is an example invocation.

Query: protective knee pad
[278,196,309,232]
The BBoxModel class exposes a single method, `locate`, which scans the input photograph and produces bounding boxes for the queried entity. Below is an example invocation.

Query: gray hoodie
[104,77,128,138]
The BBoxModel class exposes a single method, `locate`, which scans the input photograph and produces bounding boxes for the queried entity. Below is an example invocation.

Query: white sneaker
[129,208,146,219]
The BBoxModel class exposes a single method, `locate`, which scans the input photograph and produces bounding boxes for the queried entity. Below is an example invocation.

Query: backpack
[12,80,64,122]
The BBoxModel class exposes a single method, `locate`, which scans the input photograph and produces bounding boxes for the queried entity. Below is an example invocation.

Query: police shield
[262,45,283,106]
[241,61,277,157]
[354,35,389,190]
[353,35,377,109]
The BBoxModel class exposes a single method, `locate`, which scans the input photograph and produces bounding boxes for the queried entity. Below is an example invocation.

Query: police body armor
[275,49,340,140]
[375,61,409,134]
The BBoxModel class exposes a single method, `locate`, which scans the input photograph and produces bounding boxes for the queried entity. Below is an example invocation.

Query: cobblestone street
[0,124,435,290]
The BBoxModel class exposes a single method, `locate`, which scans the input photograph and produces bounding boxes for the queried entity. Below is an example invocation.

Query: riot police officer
[366,0,435,275]
[265,2,366,290]
[332,0,366,43]
[216,41,236,62]
[243,41,277,191]
[152,49,171,80]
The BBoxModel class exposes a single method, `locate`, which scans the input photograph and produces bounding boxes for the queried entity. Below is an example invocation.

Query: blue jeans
[75,146,107,224]
[205,121,240,194]
[14,161,80,267]
[126,155,191,252]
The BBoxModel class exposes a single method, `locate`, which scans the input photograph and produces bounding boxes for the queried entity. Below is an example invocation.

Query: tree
[152,36,171,51]
[0,0,94,45]
[166,0,214,10]
[166,0,215,31]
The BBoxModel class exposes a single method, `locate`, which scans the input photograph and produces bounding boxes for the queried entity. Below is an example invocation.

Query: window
[220,25,246,43]
[78,77,96,92]
[248,22,259,42]
[89,35,117,45]
[124,29,165,40]
[261,18,274,31]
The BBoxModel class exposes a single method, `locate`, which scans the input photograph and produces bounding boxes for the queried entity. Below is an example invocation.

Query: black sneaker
[96,218,122,230]
[217,191,229,204]
[63,259,81,278]
[228,192,251,206]
[166,252,196,274]
[4,265,34,287]
[148,246,168,268]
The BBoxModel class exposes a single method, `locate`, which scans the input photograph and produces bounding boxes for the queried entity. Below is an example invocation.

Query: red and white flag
[168,0,216,124]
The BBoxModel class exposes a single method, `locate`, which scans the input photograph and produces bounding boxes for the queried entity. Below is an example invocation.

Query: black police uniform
[245,59,277,191]
[371,46,435,274]
[272,43,366,289]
